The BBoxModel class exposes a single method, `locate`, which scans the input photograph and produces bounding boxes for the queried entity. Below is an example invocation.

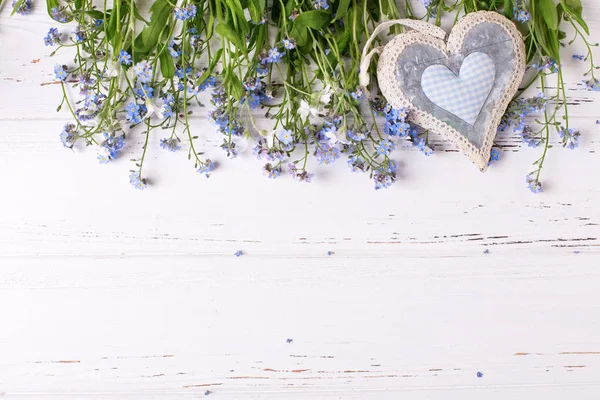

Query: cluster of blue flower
[311,0,330,11]
[97,132,126,164]
[499,94,548,148]
[44,27,61,46]
[159,137,182,152]
[53,64,68,81]
[118,50,132,65]
[125,102,146,124]
[174,4,197,21]
[558,128,581,150]
[373,160,398,190]
[59,123,77,149]
[241,77,270,110]
[35,0,589,193]
[12,0,32,15]
[132,61,153,84]
[129,171,147,190]
[50,6,69,23]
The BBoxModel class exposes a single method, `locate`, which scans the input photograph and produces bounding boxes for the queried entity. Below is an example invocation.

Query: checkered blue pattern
[421,52,496,126]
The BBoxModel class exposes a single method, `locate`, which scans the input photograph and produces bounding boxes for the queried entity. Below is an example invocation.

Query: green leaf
[131,1,150,25]
[535,0,558,30]
[216,23,244,51]
[85,10,105,19]
[159,48,175,79]
[206,13,215,39]
[334,0,351,21]
[290,25,309,47]
[45,0,61,20]
[10,0,24,15]
[134,0,173,54]
[247,0,264,23]
[533,2,560,59]
[563,0,583,15]
[227,72,243,101]
[224,0,250,34]
[503,0,514,19]
[271,0,281,23]
[294,10,331,30]
[106,7,119,41]
[197,48,223,84]
[562,0,589,34]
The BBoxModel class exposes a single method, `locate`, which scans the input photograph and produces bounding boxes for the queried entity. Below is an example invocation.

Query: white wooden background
[1,2,600,398]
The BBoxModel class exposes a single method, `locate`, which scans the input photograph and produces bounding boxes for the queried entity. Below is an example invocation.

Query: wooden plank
[1,257,600,396]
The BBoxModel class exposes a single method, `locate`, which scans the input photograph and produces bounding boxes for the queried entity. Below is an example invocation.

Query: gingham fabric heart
[360,12,526,171]
[421,52,495,126]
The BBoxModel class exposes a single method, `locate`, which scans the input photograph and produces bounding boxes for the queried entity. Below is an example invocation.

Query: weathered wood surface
[0,2,599,398]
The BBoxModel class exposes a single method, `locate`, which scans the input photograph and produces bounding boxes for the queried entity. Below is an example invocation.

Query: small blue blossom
[383,106,411,137]
[50,6,69,22]
[488,148,501,165]
[134,83,154,99]
[288,163,314,182]
[573,54,585,61]
[234,250,243,257]
[125,102,142,124]
[159,137,181,152]
[198,76,218,91]
[282,38,296,50]
[349,87,365,101]
[286,338,294,343]
[129,171,147,190]
[54,64,68,81]
[73,26,86,42]
[119,50,132,65]
[315,144,341,165]
[256,64,269,75]
[348,155,366,173]
[198,160,215,177]
[558,127,580,149]
[132,61,153,83]
[526,175,543,194]
[347,130,367,142]
[12,0,32,15]
[278,129,294,145]
[174,4,197,21]
[373,161,398,190]
[531,57,559,73]
[515,9,530,23]
[376,139,396,156]
[262,163,282,179]
[44,27,61,46]
[59,123,76,148]
[477,372,483,378]
[583,78,600,91]
[97,152,110,164]
[265,47,283,64]
[168,40,181,58]
[220,141,240,158]
[415,138,434,156]
[312,0,330,10]
[97,132,126,163]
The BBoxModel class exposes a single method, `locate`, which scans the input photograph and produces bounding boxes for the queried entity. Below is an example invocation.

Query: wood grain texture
[0,1,599,398]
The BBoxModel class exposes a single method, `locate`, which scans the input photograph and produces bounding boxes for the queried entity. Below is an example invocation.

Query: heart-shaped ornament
[361,12,526,171]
